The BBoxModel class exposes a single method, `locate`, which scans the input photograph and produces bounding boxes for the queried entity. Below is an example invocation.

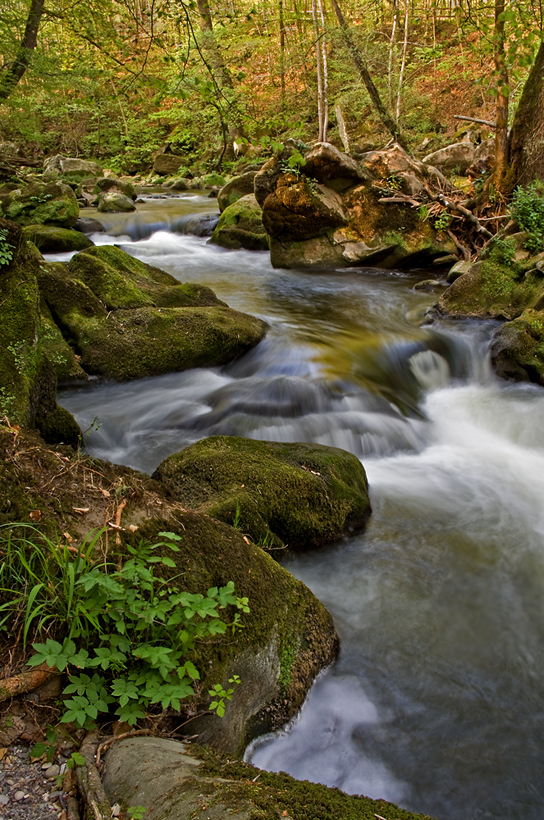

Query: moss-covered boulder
[0,425,337,753]
[0,182,79,227]
[218,172,257,213]
[437,258,544,320]
[0,219,80,442]
[102,738,437,820]
[490,308,544,385]
[210,194,269,251]
[254,146,455,269]
[22,224,93,253]
[38,247,267,380]
[66,245,226,310]
[97,191,136,213]
[153,436,371,550]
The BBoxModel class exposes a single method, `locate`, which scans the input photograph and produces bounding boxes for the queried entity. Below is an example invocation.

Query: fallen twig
[453,114,496,128]
[0,663,59,702]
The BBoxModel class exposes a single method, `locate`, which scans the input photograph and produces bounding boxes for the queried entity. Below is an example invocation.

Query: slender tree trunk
[318,0,329,139]
[491,0,509,191]
[507,39,544,190]
[0,0,45,100]
[388,0,398,109]
[196,0,233,89]
[279,0,286,109]
[396,0,409,121]
[312,0,325,140]
[329,0,407,149]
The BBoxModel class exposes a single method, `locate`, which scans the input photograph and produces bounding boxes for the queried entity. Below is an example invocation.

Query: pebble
[0,746,63,820]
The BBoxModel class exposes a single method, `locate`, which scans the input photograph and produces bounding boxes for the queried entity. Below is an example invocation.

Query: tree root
[76,732,113,820]
[0,663,58,703]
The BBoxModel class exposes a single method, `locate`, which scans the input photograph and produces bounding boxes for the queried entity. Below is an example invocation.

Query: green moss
[491,308,544,384]
[153,436,371,550]
[68,246,226,308]
[439,258,544,320]
[210,195,269,251]
[22,225,93,253]
[0,220,44,426]
[40,302,87,381]
[0,182,79,227]
[195,746,438,820]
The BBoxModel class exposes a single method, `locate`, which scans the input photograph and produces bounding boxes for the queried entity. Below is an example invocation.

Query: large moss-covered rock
[22,224,93,253]
[437,258,544,320]
[218,171,257,212]
[38,249,267,380]
[0,182,79,227]
[102,738,436,820]
[67,245,227,309]
[254,145,455,269]
[0,219,80,441]
[210,194,269,251]
[490,308,544,385]
[97,191,136,213]
[44,155,103,179]
[153,436,371,550]
[0,425,337,753]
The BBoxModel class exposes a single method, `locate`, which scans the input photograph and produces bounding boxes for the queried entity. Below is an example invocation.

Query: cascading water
[57,196,544,820]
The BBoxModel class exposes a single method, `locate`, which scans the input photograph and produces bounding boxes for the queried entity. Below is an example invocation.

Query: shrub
[0,525,248,727]
[511,182,544,254]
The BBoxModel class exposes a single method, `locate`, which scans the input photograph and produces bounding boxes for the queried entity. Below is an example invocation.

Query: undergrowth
[0,525,249,727]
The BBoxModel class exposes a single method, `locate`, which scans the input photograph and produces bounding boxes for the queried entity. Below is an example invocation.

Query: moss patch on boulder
[0,182,79,227]
[23,224,93,253]
[153,436,371,550]
[437,259,544,320]
[490,308,544,385]
[218,172,257,212]
[210,194,269,251]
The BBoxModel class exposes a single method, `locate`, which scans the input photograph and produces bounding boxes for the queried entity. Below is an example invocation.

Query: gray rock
[185,213,220,237]
[423,141,476,174]
[73,217,105,234]
[97,192,136,213]
[44,155,103,179]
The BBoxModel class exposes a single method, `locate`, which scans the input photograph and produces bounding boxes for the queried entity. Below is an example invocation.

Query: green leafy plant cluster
[0,229,14,266]
[481,236,516,265]
[511,182,544,253]
[0,525,248,728]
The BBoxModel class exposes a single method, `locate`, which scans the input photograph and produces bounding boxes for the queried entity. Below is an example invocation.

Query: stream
[57,195,544,820]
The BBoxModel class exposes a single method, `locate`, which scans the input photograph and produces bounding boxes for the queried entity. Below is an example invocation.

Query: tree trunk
[0,0,45,100]
[195,0,233,89]
[491,0,509,191]
[312,0,325,141]
[507,40,544,190]
[318,0,329,139]
[328,0,407,149]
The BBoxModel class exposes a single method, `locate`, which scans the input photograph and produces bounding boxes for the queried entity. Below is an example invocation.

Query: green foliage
[481,236,516,265]
[433,210,452,232]
[127,807,146,820]
[208,675,241,717]
[0,229,14,267]
[0,525,247,728]
[511,183,544,253]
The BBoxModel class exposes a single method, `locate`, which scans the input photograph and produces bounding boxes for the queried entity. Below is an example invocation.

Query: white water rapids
[57,196,544,820]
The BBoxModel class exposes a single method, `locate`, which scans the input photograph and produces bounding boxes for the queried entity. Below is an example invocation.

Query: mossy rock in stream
[37,246,267,379]
[102,737,438,820]
[67,245,225,309]
[0,182,79,227]
[438,255,544,321]
[0,219,80,442]
[210,194,269,251]
[153,436,371,550]
[490,308,544,385]
[22,224,94,253]
[0,425,337,754]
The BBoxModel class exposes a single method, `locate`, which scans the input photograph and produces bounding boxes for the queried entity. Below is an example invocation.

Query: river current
[56,195,544,820]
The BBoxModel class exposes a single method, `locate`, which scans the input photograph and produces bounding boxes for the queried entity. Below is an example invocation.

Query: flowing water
[58,196,544,820]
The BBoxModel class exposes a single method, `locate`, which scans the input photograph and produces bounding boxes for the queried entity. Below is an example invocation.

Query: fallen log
[0,663,58,702]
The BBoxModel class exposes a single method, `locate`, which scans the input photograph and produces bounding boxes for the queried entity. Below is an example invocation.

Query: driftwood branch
[0,663,58,702]
[76,732,113,820]
[432,193,493,239]
[454,115,496,128]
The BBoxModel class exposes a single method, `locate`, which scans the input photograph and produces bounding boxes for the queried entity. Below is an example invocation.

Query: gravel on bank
[0,745,65,820]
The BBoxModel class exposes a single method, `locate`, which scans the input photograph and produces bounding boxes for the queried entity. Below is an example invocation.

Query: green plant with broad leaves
[0,525,249,728]
[0,229,14,266]
[511,182,544,253]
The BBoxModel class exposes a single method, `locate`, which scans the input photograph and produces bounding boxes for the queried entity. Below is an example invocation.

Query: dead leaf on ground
[72,507,90,514]
[29,509,41,521]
